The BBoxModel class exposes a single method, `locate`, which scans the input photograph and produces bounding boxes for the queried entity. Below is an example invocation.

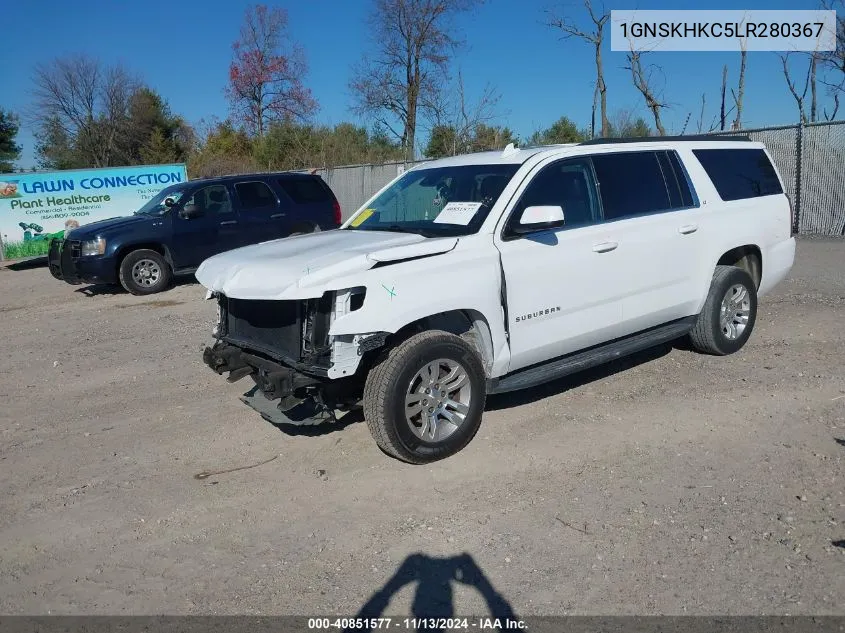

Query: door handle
[219,220,237,226]
[270,213,286,219]
[678,224,698,235]
[592,241,618,253]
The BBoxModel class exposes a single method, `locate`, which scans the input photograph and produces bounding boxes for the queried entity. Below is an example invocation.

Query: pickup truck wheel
[363,331,487,464]
[118,249,172,295]
[689,265,758,355]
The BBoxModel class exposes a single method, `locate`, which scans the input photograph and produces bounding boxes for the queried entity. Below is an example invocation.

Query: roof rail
[579,134,752,145]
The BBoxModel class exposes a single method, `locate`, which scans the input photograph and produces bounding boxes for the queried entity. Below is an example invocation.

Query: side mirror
[179,203,201,219]
[512,205,565,234]
[163,197,175,208]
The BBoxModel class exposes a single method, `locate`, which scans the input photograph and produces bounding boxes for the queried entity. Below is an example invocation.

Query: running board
[487,317,697,395]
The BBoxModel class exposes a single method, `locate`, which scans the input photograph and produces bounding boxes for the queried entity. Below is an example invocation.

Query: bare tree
[697,93,706,133]
[720,65,728,131]
[812,0,844,119]
[32,54,138,167]
[227,5,317,137]
[610,109,632,135]
[426,69,503,155]
[350,0,481,161]
[732,47,748,130]
[811,53,818,122]
[625,49,667,135]
[824,93,841,120]
[819,0,845,78]
[680,111,691,135]
[547,1,609,138]
[780,52,818,123]
[708,101,737,133]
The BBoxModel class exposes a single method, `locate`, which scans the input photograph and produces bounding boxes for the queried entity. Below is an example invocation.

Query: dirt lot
[0,237,843,616]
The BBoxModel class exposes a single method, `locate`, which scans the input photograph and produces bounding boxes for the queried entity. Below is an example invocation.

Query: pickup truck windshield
[345,164,519,237]
[134,186,189,216]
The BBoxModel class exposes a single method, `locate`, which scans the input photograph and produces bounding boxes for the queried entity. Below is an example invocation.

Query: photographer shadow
[347,553,517,632]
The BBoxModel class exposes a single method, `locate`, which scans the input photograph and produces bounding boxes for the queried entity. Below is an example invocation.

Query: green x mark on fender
[381,284,397,299]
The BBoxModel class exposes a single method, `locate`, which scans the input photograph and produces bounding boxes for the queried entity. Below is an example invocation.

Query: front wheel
[118,249,172,295]
[363,331,487,464]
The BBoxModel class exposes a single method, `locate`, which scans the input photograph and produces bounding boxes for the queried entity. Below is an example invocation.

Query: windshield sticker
[433,202,483,225]
[350,208,375,227]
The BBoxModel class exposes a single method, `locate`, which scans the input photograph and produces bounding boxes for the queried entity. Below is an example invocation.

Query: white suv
[198,137,796,463]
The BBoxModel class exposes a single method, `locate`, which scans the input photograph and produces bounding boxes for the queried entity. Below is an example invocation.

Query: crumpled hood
[195,229,457,300]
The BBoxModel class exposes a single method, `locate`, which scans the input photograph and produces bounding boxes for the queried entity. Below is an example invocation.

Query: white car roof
[414,144,578,168]
[415,138,765,169]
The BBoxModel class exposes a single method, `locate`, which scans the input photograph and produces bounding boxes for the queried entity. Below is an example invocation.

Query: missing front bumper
[239,385,352,426]
[203,341,322,398]
[203,341,355,426]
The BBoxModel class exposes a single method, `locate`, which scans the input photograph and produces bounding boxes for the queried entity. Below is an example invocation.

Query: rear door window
[235,181,277,209]
[591,151,672,220]
[692,148,783,201]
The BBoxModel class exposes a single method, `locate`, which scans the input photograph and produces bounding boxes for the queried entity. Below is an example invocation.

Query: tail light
[333,199,342,226]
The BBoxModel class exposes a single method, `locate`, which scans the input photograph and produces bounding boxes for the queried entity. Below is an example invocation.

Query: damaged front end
[203,289,385,425]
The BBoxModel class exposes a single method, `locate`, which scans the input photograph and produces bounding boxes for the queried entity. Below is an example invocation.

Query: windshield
[134,185,189,216]
[344,164,519,237]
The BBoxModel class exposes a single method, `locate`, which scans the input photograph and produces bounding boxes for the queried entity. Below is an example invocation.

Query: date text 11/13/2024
[307,617,526,630]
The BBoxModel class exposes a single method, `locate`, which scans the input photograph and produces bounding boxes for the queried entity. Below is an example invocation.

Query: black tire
[363,330,487,464]
[689,265,758,355]
[118,249,172,295]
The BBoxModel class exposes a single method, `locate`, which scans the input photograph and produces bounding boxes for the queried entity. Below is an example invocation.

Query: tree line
[1,0,843,176]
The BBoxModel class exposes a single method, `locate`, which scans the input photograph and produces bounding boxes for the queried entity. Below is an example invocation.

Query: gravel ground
[0,237,843,616]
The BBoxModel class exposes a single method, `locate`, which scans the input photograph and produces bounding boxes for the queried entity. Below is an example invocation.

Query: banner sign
[0,163,187,259]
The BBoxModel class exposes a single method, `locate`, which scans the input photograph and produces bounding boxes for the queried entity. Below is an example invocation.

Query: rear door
[588,149,703,330]
[171,183,238,269]
[233,180,285,245]
[276,176,340,231]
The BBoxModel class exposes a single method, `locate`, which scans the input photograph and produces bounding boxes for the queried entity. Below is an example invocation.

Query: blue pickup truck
[48,172,342,294]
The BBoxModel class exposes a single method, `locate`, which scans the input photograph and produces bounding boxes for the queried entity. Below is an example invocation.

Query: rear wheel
[689,265,758,355]
[363,331,487,464]
[118,249,172,295]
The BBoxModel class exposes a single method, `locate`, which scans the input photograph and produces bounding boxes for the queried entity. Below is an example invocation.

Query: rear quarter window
[692,148,783,201]
[278,177,332,204]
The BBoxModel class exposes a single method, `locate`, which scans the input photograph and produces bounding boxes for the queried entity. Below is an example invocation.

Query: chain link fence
[314,121,845,234]
[796,121,845,235]
[311,162,418,222]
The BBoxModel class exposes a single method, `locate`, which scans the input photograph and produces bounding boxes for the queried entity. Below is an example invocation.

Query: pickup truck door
[171,183,240,270]
[494,157,627,372]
